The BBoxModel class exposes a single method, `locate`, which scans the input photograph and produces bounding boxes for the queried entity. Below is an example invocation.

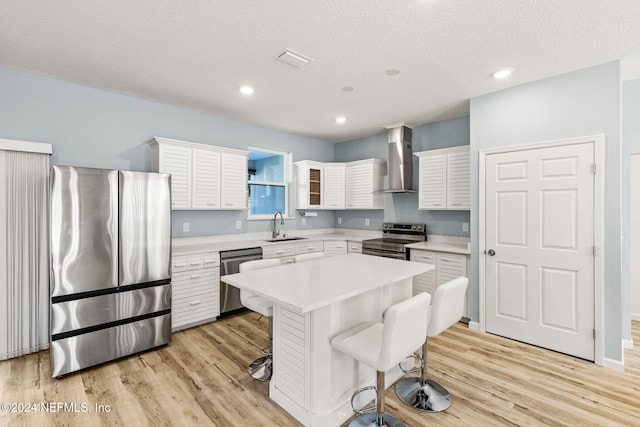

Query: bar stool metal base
[394,377,451,412]
[248,355,272,382]
[348,412,405,427]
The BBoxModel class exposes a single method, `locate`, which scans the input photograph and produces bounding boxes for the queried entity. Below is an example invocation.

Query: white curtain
[0,148,50,360]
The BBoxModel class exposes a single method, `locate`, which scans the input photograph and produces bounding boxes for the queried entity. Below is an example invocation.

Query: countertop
[220,253,433,313]
[172,228,380,255]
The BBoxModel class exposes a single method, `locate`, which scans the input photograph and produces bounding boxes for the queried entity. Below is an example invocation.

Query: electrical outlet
[236,220,242,230]
[463,222,469,232]
[365,218,370,226]
[338,217,342,225]
[302,218,307,226]
[183,222,190,233]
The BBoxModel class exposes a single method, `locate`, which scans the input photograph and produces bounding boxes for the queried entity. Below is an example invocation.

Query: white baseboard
[468,321,480,331]
[632,313,640,322]
[603,356,625,371]
[623,338,634,350]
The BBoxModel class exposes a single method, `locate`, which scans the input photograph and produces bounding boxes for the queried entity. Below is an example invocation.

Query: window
[247,147,290,219]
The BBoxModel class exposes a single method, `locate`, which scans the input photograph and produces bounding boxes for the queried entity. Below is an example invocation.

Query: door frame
[478,134,605,366]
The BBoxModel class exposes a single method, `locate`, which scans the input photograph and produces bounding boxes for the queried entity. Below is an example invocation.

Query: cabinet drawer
[186,255,204,270]
[174,290,219,309]
[347,241,362,253]
[172,256,188,272]
[173,268,218,283]
[295,241,324,254]
[173,303,219,329]
[203,253,220,268]
[173,275,219,299]
[323,240,347,255]
[263,244,296,259]
[410,250,436,264]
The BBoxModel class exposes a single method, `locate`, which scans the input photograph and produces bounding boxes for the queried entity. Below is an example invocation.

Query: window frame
[247,146,292,220]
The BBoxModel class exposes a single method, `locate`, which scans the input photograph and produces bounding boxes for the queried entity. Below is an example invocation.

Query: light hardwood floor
[1,314,639,426]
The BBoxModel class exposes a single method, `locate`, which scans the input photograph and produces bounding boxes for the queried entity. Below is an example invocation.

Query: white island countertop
[220,253,433,313]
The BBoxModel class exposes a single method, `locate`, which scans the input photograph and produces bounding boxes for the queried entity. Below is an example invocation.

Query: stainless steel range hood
[385,124,415,192]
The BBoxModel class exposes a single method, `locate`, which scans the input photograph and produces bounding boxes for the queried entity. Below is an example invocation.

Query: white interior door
[485,142,595,360]
[631,154,640,321]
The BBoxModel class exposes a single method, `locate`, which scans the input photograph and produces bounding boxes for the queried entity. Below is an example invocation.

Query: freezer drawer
[51,314,171,377]
[51,284,171,336]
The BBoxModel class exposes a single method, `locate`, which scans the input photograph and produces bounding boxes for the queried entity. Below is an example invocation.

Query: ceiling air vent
[277,49,313,68]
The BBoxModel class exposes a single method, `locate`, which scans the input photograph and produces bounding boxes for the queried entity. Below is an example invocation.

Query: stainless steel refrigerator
[49,165,171,377]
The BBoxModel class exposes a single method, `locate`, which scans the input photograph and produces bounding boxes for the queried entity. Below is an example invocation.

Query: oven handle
[362,248,407,260]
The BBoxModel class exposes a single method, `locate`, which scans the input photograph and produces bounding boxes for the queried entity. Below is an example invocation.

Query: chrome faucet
[272,211,284,238]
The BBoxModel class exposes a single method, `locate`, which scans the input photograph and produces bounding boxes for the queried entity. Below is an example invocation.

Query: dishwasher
[219,247,263,316]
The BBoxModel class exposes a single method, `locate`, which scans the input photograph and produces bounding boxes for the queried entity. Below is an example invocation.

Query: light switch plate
[365,218,370,226]
[236,220,242,229]
[183,222,190,233]
[302,218,307,226]
[338,217,342,225]
[463,222,469,232]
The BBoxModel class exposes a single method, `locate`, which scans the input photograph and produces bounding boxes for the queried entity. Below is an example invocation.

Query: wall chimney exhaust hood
[384,124,415,192]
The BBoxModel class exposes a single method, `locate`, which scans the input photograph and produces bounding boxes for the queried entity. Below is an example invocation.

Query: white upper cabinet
[220,152,248,209]
[295,160,383,210]
[156,142,192,209]
[415,146,470,210]
[295,160,324,209]
[345,159,385,209]
[149,137,247,210]
[192,148,220,209]
[323,164,346,209]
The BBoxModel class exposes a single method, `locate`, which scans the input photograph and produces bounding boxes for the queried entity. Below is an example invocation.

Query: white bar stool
[294,252,325,262]
[395,276,469,412]
[331,292,431,427]
[239,258,281,381]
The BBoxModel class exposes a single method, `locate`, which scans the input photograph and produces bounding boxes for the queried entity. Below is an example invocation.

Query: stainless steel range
[362,223,427,260]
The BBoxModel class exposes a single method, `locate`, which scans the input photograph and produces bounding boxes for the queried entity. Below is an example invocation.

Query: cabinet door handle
[206,202,217,206]
[190,301,201,306]
[225,202,234,206]
[190,275,201,279]
[174,263,186,268]
[276,250,284,254]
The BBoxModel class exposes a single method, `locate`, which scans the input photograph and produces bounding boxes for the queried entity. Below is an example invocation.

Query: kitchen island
[221,253,433,427]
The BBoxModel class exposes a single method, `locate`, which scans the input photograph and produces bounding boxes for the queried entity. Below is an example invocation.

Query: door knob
[487,249,496,256]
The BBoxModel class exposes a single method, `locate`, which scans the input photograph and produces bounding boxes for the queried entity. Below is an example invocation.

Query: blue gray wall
[621,78,640,341]
[333,116,471,236]
[470,61,622,362]
[0,65,335,237]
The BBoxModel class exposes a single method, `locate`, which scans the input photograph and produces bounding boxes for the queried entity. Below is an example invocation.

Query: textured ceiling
[1,0,640,142]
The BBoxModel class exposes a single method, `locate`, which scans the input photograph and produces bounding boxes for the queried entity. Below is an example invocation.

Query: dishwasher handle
[220,255,263,275]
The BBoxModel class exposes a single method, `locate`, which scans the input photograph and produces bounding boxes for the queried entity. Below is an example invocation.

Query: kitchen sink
[263,236,308,242]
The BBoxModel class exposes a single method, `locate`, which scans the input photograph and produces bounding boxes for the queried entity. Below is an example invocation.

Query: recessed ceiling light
[385,69,401,76]
[342,86,354,92]
[239,85,254,95]
[335,116,347,124]
[491,68,514,79]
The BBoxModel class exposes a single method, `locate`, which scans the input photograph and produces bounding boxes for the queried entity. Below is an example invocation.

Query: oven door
[362,247,407,260]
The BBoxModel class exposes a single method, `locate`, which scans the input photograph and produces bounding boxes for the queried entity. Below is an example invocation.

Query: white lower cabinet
[323,240,347,255]
[410,249,469,317]
[171,251,220,332]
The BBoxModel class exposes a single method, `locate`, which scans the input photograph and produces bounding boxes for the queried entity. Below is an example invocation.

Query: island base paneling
[270,279,412,427]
